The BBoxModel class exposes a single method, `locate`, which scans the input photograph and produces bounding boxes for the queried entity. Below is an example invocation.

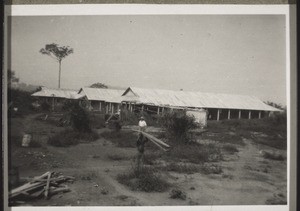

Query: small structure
[78,87,124,114]
[31,87,84,110]
[186,108,208,128]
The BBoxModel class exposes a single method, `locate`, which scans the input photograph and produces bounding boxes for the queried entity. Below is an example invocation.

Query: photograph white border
[3,4,292,211]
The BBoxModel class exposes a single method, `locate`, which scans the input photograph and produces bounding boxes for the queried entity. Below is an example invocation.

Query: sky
[10,15,286,105]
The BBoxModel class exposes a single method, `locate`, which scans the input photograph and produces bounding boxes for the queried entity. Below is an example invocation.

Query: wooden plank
[44,172,52,198]
[131,129,170,148]
[30,189,45,198]
[146,138,168,151]
[9,182,45,198]
[49,185,70,195]
[9,172,51,198]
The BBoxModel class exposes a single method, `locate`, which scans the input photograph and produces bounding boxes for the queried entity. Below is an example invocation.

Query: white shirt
[139,120,147,127]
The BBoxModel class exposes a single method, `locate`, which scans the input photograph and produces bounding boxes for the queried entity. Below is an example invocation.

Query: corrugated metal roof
[31,87,84,99]
[122,87,280,112]
[78,87,124,103]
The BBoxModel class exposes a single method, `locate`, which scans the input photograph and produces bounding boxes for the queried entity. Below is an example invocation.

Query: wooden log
[147,138,168,152]
[9,182,45,198]
[30,189,45,198]
[49,185,70,196]
[44,172,52,199]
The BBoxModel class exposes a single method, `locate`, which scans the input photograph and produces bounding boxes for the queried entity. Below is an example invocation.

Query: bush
[169,188,187,200]
[89,113,106,129]
[8,88,34,116]
[40,101,51,111]
[48,129,99,147]
[160,111,197,143]
[201,163,223,174]
[117,165,170,192]
[261,150,285,161]
[164,162,200,174]
[69,103,91,132]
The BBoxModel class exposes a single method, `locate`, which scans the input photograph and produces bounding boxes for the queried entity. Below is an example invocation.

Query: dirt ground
[8,113,287,206]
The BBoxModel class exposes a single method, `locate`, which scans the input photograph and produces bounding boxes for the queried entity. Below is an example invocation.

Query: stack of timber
[9,171,74,204]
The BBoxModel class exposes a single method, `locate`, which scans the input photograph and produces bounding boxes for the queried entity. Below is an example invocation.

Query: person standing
[138,116,147,132]
[136,116,148,172]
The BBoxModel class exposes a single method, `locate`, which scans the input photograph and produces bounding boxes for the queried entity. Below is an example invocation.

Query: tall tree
[89,82,108,89]
[40,43,74,88]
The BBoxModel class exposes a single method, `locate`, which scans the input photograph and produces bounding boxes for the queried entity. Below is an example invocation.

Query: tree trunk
[58,60,61,89]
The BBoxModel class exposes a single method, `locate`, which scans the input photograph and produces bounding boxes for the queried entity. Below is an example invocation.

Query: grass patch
[143,151,163,165]
[165,142,223,164]
[28,139,42,148]
[107,153,129,161]
[252,136,286,150]
[74,170,98,181]
[117,165,170,192]
[48,129,99,147]
[222,143,239,154]
[100,130,136,148]
[203,133,245,146]
[261,150,285,161]
[206,118,286,150]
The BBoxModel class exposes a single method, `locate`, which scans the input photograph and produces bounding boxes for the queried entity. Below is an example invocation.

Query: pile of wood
[9,171,74,204]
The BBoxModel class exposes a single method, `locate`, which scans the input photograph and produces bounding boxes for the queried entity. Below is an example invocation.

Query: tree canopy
[40,43,74,62]
[8,69,19,86]
[89,82,108,89]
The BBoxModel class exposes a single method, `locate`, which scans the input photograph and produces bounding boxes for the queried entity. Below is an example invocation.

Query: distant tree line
[264,101,286,110]
[89,82,108,89]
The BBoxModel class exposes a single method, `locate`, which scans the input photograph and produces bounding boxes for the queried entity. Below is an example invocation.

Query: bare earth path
[10,115,287,206]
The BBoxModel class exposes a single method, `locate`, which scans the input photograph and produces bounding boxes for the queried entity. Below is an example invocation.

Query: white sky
[10,15,286,105]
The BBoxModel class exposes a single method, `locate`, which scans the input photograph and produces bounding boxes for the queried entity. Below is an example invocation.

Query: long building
[31,87,84,109]
[32,86,281,120]
[121,87,281,120]
[78,87,124,113]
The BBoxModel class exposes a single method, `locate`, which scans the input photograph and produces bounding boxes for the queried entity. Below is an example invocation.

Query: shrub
[169,189,187,200]
[160,111,197,143]
[48,129,99,147]
[69,103,91,132]
[89,113,106,129]
[121,109,139,125]
[201,163,223,174]
[261,150,285,161]
[164,162,200,174]
[40,101,51,111]
[117,165,170,192]
[8,88,34,116]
